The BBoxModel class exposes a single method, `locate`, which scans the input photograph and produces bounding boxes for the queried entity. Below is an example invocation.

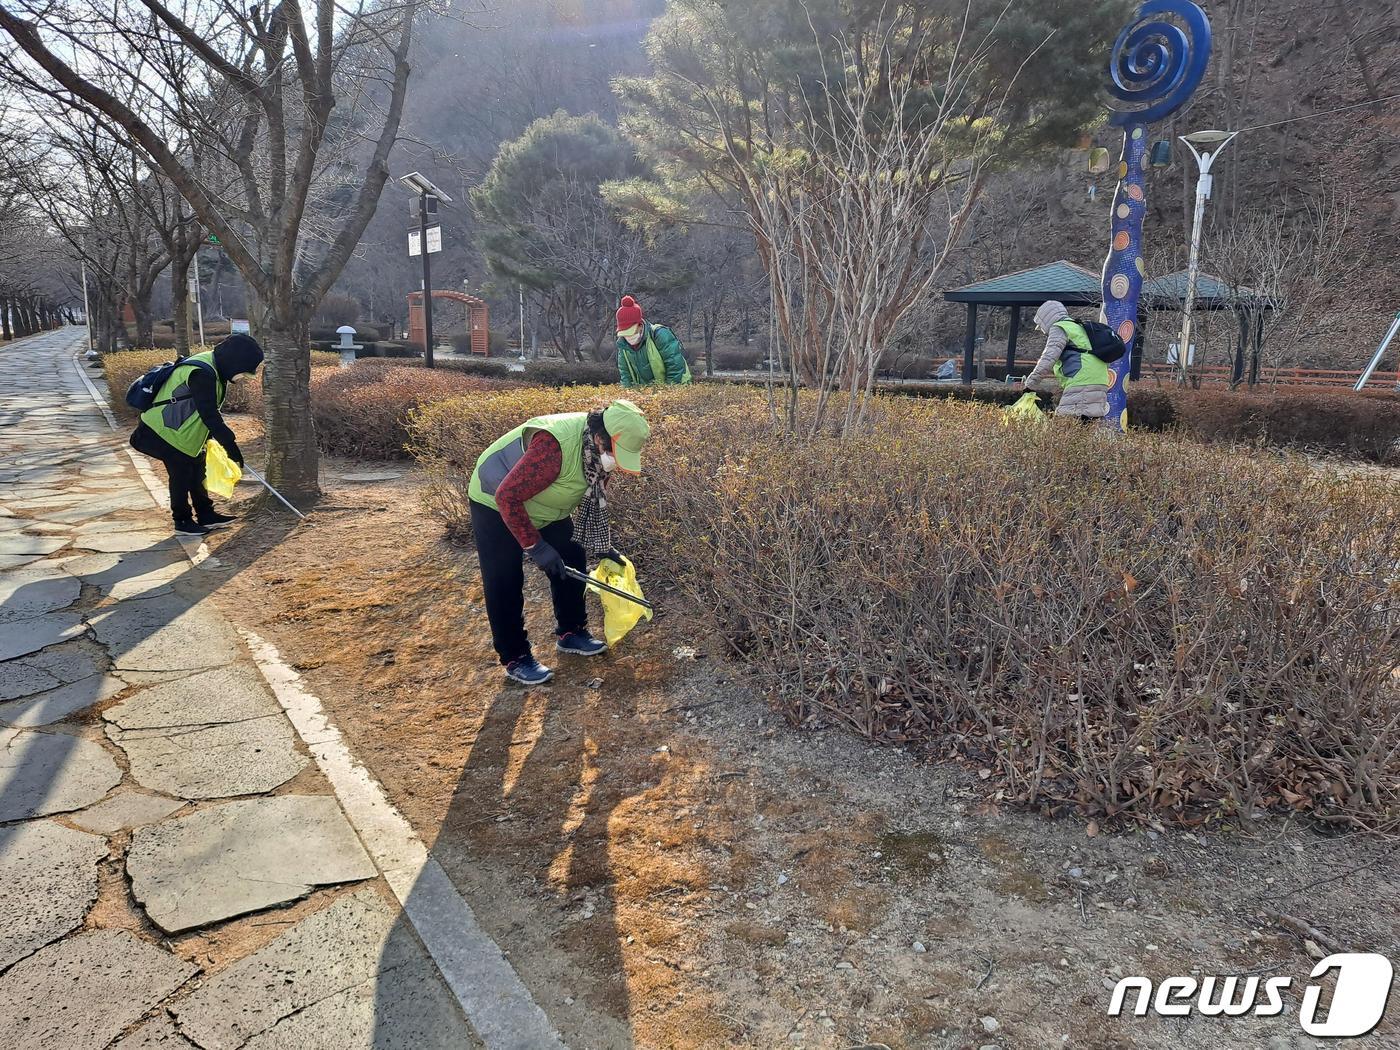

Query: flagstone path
[0,330,481,1049]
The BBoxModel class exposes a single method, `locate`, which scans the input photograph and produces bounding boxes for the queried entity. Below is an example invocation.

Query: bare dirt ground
[202,419,1400,1050]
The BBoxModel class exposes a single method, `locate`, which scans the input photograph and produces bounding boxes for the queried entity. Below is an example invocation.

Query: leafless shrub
[417,385,1400,830]
[1206,188,1358,374]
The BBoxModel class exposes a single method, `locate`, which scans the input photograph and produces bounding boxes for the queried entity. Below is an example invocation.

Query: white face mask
[600,451,617,473]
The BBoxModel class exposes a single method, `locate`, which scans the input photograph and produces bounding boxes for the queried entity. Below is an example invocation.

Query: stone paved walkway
[0,330,480,1049]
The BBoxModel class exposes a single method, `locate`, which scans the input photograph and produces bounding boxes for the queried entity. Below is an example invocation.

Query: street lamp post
[1176,129,1238,385]
[417,192,436,369]
[398,171,452,370]
[80,256,95,356]
[193,247,206,348]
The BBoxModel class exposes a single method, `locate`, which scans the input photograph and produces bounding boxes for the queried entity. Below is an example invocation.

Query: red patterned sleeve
[495,431,563,548]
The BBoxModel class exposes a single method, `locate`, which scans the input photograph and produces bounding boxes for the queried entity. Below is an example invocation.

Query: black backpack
[125,358,216,412]
[1067,319,1128,364]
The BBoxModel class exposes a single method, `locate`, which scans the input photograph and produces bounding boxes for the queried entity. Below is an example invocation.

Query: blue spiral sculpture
[1099,0,1211,429]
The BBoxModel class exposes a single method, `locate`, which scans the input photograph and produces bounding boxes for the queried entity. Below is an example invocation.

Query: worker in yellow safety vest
[129,335,263,536]
[1021,301,1111,423]
[467,399,651,686]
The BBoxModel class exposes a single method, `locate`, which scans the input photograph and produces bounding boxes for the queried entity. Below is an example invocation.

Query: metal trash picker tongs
[562,566,654,611]
[243,465,307,521]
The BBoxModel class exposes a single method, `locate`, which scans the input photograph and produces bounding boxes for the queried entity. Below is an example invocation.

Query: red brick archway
[407,290,489,355]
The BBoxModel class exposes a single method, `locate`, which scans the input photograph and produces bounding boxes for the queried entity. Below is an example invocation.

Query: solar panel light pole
[1176,129,1238,385]
[399,171,453,369]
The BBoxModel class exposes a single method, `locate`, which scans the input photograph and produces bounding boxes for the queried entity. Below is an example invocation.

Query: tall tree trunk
[131,292,155,347]
[259,318,319,504]
[93,293,111,352]
[113,301,130,347]
[0,298,11,341]
[105,306,121,351]
[246,289,264,345]
[589,315,610,362]
[545,294,566,359]
[563,290,582,363]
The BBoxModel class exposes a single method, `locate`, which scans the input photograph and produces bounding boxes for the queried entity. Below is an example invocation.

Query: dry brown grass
[203,502,743,1044]
[204,460,1400,1049]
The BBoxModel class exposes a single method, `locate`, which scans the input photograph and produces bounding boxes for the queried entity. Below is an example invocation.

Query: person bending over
[1020,300,1110,424]
[129,334,263,536]
[467,399,651,685]
[615,295,690,388]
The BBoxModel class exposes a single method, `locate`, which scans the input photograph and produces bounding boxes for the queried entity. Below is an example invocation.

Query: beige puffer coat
[1028,300,1110,419]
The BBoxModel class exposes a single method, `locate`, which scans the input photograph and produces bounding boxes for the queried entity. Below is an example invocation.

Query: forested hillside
[328,0,1400,372]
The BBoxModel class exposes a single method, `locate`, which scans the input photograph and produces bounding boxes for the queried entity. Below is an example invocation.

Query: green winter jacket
[617,322,691,388]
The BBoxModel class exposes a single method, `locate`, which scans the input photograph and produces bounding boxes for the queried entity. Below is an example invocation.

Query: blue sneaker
[505,655,553,686]
[556,630,607,657]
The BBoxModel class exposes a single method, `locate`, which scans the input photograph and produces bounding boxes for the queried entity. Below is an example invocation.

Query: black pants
[130,423,214,525]
[470,500,588,666]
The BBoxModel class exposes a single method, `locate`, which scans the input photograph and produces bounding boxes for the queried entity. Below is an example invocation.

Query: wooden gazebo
[943,261,1273,384]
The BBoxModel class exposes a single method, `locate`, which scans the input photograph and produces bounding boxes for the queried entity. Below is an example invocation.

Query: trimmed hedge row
[1130,386,1400,463]
[434,356,622,387]
[243,360,520,459]
[100,348,342,416]
[410,384,1400,830]
[877,382,1400,463]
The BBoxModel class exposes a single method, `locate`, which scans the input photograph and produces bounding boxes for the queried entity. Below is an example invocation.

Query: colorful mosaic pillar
[1101,0,1212,430]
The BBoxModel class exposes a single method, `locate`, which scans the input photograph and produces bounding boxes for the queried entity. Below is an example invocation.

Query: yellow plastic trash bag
[589,555,653,648]
[1001,391,1046,426]
[205,440,243,500]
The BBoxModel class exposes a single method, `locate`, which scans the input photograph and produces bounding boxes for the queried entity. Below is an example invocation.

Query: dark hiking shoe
[198,511,237,530]
[174,520,210,537]
[505,655,554,686]
[556,630,607,657]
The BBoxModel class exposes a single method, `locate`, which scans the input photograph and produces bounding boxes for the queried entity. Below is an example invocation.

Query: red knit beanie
[616,295,643,332]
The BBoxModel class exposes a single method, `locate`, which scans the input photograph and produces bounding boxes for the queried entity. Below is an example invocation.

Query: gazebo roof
[944,261,1272,311]
[944,261,1101,306]
[1143,270,1264,306]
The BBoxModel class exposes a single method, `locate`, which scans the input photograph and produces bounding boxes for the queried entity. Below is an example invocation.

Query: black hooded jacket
[188,334,264,461]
